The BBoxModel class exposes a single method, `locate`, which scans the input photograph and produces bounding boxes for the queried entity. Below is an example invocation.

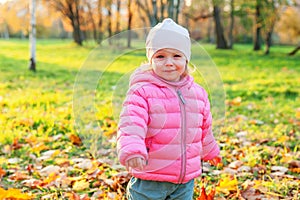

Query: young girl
[117,18,221,200]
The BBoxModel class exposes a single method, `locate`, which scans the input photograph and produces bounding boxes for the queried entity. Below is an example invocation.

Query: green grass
[0,39,299,199]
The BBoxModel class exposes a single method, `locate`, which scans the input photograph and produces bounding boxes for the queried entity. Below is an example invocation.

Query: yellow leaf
[43,172,60,185]
[72,179,89,191]
[296,108,300,119]
[31,143,49,156]
[278,135,289,143]
[228,96,242,106]
[216,176,238,195]
[0,187,34,199]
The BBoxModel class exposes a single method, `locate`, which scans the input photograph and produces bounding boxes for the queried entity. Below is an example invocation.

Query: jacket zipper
[177,90,187,184]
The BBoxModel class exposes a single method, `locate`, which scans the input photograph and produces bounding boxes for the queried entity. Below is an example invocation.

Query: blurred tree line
[0,0,299,54]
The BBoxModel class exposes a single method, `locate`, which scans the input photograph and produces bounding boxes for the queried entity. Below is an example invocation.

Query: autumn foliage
[0,41,299,199]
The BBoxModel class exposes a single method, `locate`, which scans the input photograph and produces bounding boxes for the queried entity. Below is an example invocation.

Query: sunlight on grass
[0,39,299,199]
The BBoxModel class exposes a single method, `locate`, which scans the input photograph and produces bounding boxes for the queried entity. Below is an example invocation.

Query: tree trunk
[127,0,133,48]
[136,0,158,26]
[228,0,234,49]
[253,0,262,51]
[151,0,158,26]
[85,0,97,43]
[213,5,228,49]
[3,23,9,39]
[97,0,103,44]
[107,1,112,44]
[265,26,274,55]
[29,0,36,72]
[168,0,174,19]
[50,0,83,45]
[160,0,166,21]
[174,0,181,23]
[264,0,277,55]
[116,0,121,34]
[288,45,300,56]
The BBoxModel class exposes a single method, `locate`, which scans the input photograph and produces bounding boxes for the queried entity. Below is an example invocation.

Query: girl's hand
[208,156,222,166]
[126,157,146,171]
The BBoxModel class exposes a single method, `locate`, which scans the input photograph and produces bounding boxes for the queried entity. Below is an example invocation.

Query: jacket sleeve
[117,86,149,166]
[201,89,220,161]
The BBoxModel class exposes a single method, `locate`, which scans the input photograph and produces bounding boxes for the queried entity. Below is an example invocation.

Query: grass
[0,39,299,199]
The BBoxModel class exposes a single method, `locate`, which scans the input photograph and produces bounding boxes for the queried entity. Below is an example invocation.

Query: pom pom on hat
[146,18,191,62]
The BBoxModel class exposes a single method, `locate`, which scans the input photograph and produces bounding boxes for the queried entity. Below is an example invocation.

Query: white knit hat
[146,18,191,62]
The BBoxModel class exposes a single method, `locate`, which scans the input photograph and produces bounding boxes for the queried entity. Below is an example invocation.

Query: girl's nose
[165,57,173,66]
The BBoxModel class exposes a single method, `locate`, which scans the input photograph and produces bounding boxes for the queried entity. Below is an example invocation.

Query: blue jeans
[126,177,194,200]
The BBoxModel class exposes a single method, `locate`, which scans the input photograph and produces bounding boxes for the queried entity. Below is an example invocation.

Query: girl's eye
[156,55,164,58]
[174,54,182,58]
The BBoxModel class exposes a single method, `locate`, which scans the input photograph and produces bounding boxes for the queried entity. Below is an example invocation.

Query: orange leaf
[69,134,82,146]
[12,137,23,150]
[207,188,215,200]
[9,171,29,181]
[42,172,60,186]
[197,186,207,200]
[228,96,242,106]
[0,167,6,178]
[64,192,81,200]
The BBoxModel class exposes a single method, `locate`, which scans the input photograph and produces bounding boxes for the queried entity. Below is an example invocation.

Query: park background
[0,0,299,199]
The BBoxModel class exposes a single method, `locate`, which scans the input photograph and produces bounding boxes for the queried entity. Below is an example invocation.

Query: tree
[97,0,104,43]
[228,0,235,49]
[212,0,228,49]
[105,0,113,43]
[288,45,300,55]
[253,0,262,51]
[48,0,83,45]
[127,0,133,48]
[116,0,121,34]
[264,0,277,55]
[84,0,98,43]
[29,0,36,71]
[136,0,159,26]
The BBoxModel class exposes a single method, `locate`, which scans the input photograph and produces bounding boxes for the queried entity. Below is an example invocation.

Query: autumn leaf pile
[0,41,299,199]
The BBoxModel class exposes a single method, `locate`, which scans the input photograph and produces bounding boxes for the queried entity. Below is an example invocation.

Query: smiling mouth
[164,70,176,72]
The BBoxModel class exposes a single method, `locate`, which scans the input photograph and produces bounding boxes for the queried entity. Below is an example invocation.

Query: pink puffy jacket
[117,65,220,184]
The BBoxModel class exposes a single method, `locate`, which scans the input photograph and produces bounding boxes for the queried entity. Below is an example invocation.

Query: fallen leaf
[271,166,288,173]
[39,165,60,177]
[55,158,71,167]
[0,187,34,199]
[73,179,90,191]
[9,171,30,181]
[0,167,6,178]
[207,188,215,200]
[296,108,300,119]
[31,143,49,155]
[216,176,238,195]
[289,168,300,173]
[241,187,265,200]
[69,134,82,146]
[288,160,300,168]
[12,137,23,150]
[196,186,207,200]
[228,160,243,169]
[228,96,242,106]
[8,158,21,164]
[42,172,60,186]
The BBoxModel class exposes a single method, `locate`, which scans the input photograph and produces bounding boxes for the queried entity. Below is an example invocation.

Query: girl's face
[151,48,187,82]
